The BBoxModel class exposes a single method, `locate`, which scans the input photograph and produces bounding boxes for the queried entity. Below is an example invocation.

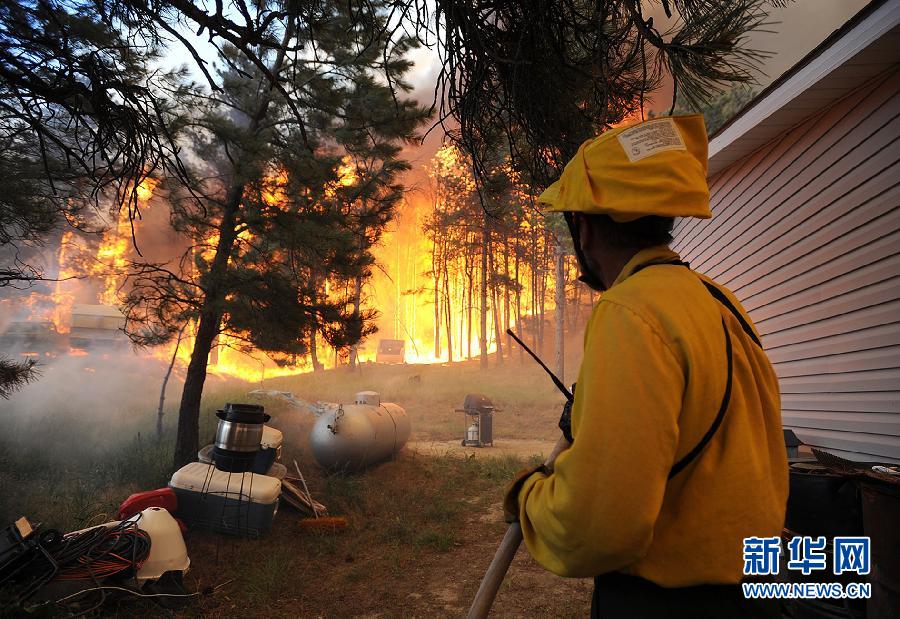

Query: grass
[0,424,176,530]
[414,529,457,552]
[241,546,297,605]
[0,345,593,616]
[263,335,586,441]
[160,447,556,617]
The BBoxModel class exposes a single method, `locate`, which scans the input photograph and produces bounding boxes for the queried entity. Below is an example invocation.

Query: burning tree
[0,0,333,397]
[423,145,579,368]
[1,0,783,426]
[0,0,186,393]
[123,5,426,467]
[423,145,475,363]
[0,1,193,285]
[423,0,782,377]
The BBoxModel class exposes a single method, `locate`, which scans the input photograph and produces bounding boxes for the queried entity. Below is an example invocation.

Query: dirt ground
[1,350,595,617]
[407,439,559,459]
[170,405,590,618]
[175,448,595,618]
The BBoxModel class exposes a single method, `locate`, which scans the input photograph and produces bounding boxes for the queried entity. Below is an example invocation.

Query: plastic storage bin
[168,462,281,537]
[256,426,283,472]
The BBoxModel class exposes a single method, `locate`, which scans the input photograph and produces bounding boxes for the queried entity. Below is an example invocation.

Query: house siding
[672,66,900,463]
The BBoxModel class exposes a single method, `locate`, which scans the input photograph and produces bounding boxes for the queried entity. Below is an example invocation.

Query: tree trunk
[466,272,473,359]
[175,196,239,467]
[514,238,523,363]
[530,226,538,351]
[480,214,489,369]
[349,226,365,368]
[503,232,511,356]
[310,327,323,371]
[349,272,363,368]
[157,326,185,442]
[443,257,453,362]
[433,241,441,359]
[173,18,294,469]
[466,234,473,360]
[490,249,503,365]
[554,244,565,384]
[570,257,580,332]
[457,266,464,358]
[538,233,548,354]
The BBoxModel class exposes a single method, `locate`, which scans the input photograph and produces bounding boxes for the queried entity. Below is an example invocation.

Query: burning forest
[1,146,589,380]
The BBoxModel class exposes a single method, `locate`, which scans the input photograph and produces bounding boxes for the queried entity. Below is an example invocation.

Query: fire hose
[467,330,573,619]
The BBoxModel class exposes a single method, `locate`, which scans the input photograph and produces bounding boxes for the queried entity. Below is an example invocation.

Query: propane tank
[309,392,411,471]
[467,423,479,443]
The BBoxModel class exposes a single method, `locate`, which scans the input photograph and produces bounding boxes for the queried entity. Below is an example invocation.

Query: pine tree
[0,1,190,277]
[671,84,757,135]
[431,0,782,181]
[0,0,185,395]
[123,4,427,467]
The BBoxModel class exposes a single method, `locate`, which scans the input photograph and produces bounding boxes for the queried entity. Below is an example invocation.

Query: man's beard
[564,212,606,293]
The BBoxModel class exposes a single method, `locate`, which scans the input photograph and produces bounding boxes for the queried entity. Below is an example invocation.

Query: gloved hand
[503,464,550,523]
[558,383,576,443]
[558,400,574,443]
[502,434,572,522]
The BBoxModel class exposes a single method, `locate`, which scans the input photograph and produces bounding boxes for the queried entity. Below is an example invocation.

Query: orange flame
[11,157,585,382]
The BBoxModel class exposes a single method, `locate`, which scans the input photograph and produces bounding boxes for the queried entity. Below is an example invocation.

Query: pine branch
[429,0,776,187]
[0,357,39,400]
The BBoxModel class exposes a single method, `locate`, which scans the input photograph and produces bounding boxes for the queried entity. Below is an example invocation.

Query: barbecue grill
[457,394,496,447]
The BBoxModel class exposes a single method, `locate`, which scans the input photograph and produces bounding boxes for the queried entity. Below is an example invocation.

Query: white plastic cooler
[169,462,281,536]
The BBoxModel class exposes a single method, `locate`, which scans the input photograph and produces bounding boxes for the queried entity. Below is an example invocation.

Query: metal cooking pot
[214,403,270,453]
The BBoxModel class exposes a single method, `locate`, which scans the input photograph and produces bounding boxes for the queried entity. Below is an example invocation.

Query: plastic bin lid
[261,426,283,449]
[169,462,281,504]
[266,462,287,481]
[198,444,213,464]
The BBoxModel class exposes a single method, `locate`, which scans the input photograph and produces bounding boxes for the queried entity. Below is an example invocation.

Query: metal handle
[467,434,571,618]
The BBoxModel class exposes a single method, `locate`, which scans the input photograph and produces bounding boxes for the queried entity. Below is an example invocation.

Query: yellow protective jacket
[516,245,788,585]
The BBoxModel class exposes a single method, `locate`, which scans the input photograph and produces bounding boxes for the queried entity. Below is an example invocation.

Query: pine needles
[0,357,38,399]
[429,0,777,185]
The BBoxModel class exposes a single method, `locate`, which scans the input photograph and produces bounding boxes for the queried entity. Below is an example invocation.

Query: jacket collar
[611,245,682,288]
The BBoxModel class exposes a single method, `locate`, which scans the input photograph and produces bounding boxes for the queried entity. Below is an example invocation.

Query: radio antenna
[506,329,573,402]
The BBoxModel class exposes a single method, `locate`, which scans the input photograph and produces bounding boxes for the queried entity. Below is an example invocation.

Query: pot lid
[216,402,270,423]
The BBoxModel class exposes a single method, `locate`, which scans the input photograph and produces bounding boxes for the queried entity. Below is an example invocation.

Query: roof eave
[707,0,900,176]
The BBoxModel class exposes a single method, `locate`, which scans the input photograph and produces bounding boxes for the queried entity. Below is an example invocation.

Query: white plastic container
[64,508,190,582]
[169,462,281,536]
[261,426,283,453]
[128,508,190,581]
[259,425,284,470]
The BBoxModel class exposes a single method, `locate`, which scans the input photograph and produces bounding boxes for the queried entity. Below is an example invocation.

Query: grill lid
[461,393,495,413]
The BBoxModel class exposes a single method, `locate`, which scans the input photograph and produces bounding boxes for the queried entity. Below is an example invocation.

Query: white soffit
[708,0,900,176]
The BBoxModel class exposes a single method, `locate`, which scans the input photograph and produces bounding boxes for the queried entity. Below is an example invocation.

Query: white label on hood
[616,118,686,163]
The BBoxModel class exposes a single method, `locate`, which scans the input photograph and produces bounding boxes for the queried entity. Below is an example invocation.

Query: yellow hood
[539,115,711,222]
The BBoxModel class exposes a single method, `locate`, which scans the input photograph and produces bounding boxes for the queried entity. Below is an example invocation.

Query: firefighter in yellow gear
[504,115,788,617]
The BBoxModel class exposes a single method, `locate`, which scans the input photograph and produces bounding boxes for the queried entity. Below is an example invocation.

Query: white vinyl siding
[672,66,900,463]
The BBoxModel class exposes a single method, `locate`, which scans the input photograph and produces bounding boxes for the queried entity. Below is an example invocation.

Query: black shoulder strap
[668,317,732,479]
[697,280,762,348]
[633,259,763,349]
[632,259,762,478]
